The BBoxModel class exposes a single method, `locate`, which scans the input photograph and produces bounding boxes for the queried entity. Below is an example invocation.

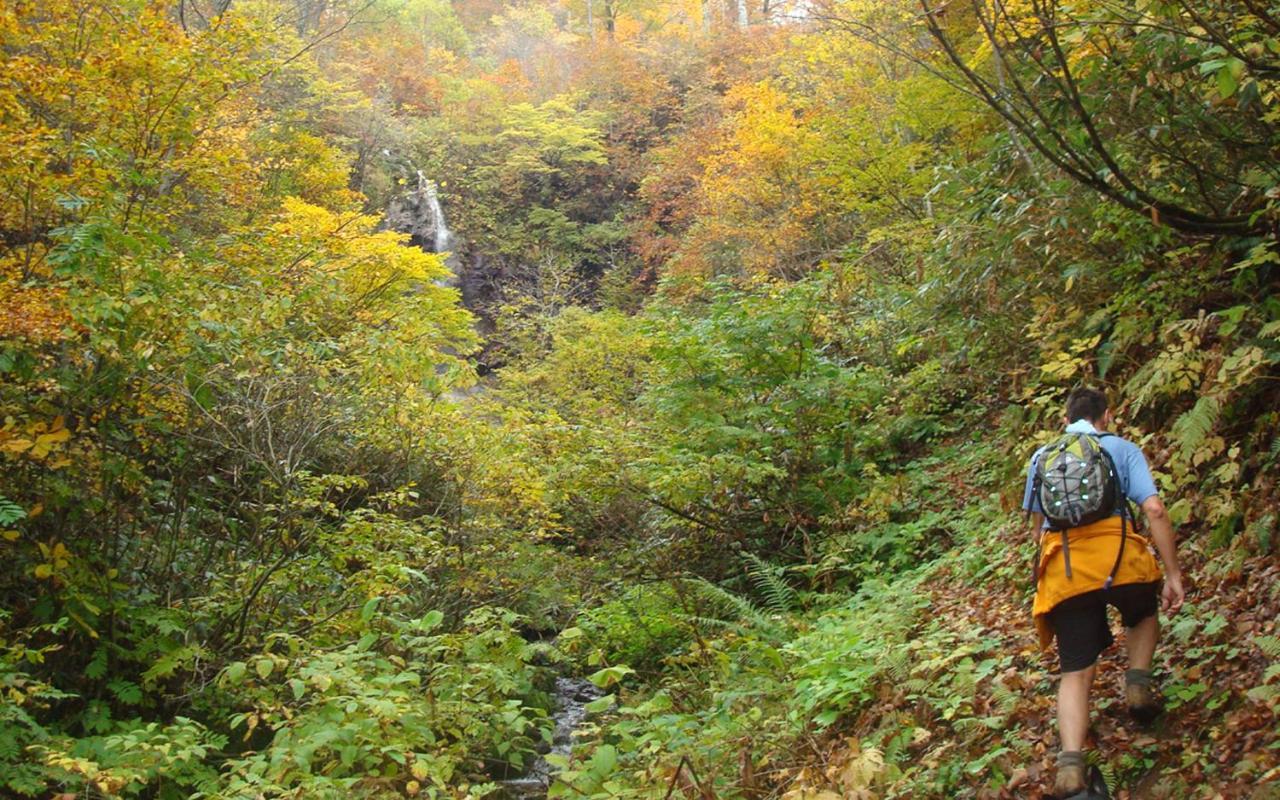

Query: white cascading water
[417,171,452,253]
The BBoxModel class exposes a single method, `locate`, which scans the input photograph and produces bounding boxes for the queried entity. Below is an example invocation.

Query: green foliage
[576,584,690,672]
[787,572,932,724]
[640,277,888,562]
[33,718,225,799]
[215,607,549,798]
[4,0,1280,796]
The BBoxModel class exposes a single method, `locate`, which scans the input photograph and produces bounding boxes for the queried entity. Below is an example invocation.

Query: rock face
[385,171,460,283]
[382,167,501,370]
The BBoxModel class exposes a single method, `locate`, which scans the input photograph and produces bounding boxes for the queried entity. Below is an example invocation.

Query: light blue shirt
[1021,419,1159,519]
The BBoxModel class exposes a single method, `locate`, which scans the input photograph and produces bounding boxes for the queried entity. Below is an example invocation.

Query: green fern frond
[1247,684,1279,707]
[1171,395,1221,460]
[1253,635,1280,661]
[990,681,1021,716]
[1090,758,1117,790]
[0,496,25,526]
[680,578,783,640]
[682,614,737,631]
[741,551,797,614]
[882,732,907,764]
[883,647,912,683]
[1008,735,1034,759]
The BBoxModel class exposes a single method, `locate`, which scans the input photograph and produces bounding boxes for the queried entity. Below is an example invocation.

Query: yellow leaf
[34,564,53,579]
[2,530,18,541]
[36,428,71,445]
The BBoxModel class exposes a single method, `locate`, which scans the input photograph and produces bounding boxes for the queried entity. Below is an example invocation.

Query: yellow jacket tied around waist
[1033,516,1162,649]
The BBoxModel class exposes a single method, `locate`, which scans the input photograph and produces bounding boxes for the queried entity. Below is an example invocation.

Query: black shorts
[1048,581,1161,673]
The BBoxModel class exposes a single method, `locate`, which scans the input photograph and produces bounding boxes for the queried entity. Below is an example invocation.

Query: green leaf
[545,753,571,769]
[814,709,840,727]
[255,658,274,680]
[360,596,381,624]
[587,665,635,688]
[589,744,617,775]
[584,694,615,713]
[288,678,306,700]
[225,661,247,683]
[1217,67,1238,98]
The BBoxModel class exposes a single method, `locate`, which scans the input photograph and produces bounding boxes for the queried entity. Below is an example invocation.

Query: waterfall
[385,168,454,258]
[418,171,453,254]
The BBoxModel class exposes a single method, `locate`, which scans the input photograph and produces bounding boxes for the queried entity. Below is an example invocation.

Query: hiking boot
[1125,669,1162,724]
[1053,751,1087,798]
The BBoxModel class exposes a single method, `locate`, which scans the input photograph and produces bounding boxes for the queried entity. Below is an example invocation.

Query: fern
[1090,756,1117,791]
[882,646,912,683]
[0,496,25,527]
[990,680,1021,717]
[680,578,784,641]
[682,614,738,632]
[741,552,797,614]
[1253,635,1280,661]
[900,677,930,695]
[1171,395,1221,461]
[1007,734,1035,760]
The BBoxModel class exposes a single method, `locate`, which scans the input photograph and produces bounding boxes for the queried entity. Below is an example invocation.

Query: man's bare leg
[1125,614,1161,722]
[1055,664,1094,795]
[1058,663,1095,751]
[1126,614,1158,669]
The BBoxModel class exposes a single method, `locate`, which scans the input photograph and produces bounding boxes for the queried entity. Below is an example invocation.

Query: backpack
[1029,432,1133,589]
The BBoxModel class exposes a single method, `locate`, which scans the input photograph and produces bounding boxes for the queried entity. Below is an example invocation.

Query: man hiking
[1022,387,1186,798]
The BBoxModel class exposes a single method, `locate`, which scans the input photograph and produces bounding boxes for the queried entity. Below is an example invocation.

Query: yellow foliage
[0,416,73,461]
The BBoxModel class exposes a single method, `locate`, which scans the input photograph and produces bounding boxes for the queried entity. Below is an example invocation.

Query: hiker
[1022,387,1185,798]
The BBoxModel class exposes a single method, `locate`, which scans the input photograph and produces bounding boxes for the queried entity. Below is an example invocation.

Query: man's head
[1065,387,1111,427]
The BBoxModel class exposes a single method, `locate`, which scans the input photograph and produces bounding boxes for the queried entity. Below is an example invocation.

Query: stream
[499,677,602,799]
[386,181,600,797]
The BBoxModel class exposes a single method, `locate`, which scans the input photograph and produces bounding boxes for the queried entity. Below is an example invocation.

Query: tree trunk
[736,0,750,28]
[587,0,595,40]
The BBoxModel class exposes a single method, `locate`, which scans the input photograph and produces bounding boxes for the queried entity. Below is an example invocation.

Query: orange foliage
[0,282,71,344]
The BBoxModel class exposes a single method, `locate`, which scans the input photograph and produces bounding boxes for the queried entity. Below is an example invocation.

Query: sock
[1125,668,1153,687]
[1057,750,1085,769]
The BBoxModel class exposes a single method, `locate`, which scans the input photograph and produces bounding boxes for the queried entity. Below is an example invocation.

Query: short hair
[1065,387,1108,423]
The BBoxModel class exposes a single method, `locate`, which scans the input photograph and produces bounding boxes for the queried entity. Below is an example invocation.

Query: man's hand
[1161,572,1185,615]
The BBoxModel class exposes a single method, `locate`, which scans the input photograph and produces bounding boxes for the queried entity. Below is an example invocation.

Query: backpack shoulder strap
[1095,444,1129,590]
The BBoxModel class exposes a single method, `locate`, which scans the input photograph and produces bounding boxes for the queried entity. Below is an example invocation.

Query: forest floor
[784,540,1280,799]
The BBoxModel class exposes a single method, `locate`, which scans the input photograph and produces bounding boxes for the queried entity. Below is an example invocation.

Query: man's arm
[1139,495,1185,614]
[1021,450,1043,542]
